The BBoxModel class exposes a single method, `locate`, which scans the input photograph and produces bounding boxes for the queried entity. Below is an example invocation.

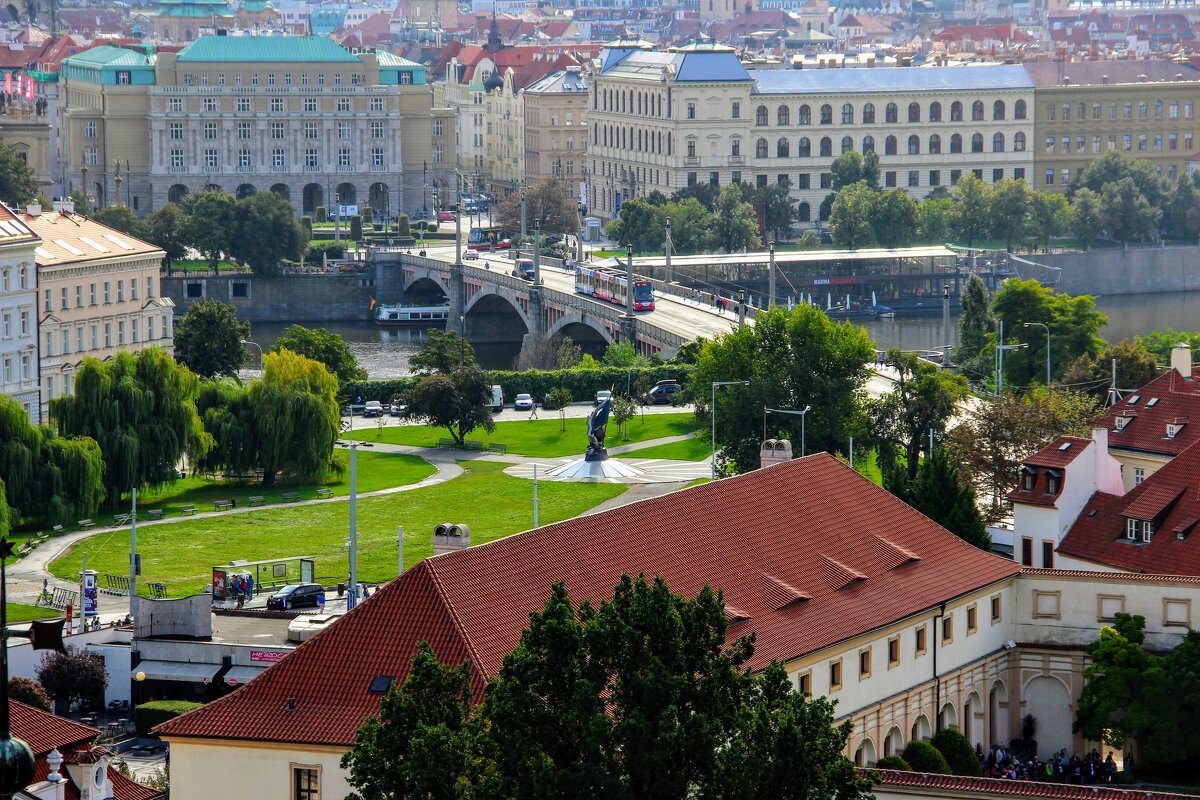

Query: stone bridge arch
[463,287,530,344]
[404,275,449,305]
[545,311,613,359]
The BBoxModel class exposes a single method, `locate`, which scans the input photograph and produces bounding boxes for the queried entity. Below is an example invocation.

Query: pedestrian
[246,574,254,600]
[529,403,539,421]
[231,498,237,509]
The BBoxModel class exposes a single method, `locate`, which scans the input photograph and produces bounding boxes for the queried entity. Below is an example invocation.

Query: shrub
[931,728,982,776]
[901,740,951,774]
[398,214,411,237]
[349,215,363,241]
[134,700,203,737]
[10,677,50,711]
[299,216,312,239]
[874,756,911,771]
[316,206,327,224]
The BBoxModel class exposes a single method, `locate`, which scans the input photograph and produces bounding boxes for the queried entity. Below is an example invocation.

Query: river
[248,291,1200,380]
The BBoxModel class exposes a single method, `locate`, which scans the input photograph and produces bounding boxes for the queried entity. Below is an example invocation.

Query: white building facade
[0,204,42,422]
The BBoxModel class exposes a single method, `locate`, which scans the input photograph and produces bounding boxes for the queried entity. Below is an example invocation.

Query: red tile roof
[158,455,1019,747]
[1059,440,1200,573]
[1008,436,1086,507]
[12,701,97,755]
[874,769,1199,799]
[1101,367,1200,457]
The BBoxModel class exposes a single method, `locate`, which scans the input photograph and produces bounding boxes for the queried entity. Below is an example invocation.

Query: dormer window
[1167,424,1179,439]
[1045,470,1062,494]
[1021,466,1037,491]
[1127,518,1138,540]
[1143,520,1154,542]
[1115,416,1130,432]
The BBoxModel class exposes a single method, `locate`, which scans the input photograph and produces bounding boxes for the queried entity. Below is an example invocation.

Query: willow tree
[195,378,260,477]
[51,348,210,504]
[249,349,339,486]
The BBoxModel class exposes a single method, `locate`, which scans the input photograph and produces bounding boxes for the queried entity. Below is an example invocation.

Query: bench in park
[17,541,34,558]
[487,443,508,454]
[281,492,300,502]
[314,488,333,498]
[146,509,164,520]
[179,505,198,516]
[51,525,64,534]
[113,514,130,526]
[463,441,484,451]
[78,519,95,530]
[436,438,456,448]
[248,496,266,507]
[213,500,234,511]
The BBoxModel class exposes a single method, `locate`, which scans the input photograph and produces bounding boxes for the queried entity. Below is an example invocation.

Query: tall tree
[861,149,882,189]
[955,274,994,370]
[404,332,493,446]
[1061,340,1158,398]
[1069,187,1105,249]
[987,179,1031,251]
[868,189,918,248]
[949,173,990,249]
[870,349,968,481]
[1074,614,1158,758]
[712,183,761,253]
[271,324,366,385]
[231,191,305,277]
[142,203,189,269]
[36,647,109,710]
[173,299,250,379]
[1101,177,1161,243]
[410,330,475,375]
[495,178,578,236]
[670,182,719,212]
[888,446,990,550]
[1138,328,1200,363]
[916,196,952,244]
[248,349,339,485]
[829,181,876,250]
[183,190,237,274]
[50,349,211,504]
[1028,191,1071,250]
[91,206,145,239]
[746,179,796,241]
[0,141,39,207]
[194,379,260,477]
[693,304,874,473]
[991,278,1106,387]
[1163,174,1200,241]
[606,197,664,253]
[1073,150,1170,212]
[663,198,713,254]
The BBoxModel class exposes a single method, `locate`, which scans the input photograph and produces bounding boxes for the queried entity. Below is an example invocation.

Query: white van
[491,385,503,413]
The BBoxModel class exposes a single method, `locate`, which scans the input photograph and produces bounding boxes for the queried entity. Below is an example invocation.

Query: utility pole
[941,283,951,367]
[625,244,635,318]
[129,489,137,619]
[454,173,462,265]
[533,222,542,286]
[664,218,673,285]
[347,409,358,611]
[520,183,527,239]
[768,243,776,309]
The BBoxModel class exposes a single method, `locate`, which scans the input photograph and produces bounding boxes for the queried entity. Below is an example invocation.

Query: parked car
[363,400,384,418]
[389,403,407,417]
[514,393,535,411]
[491,385,504,413]
[594,390,613,406]
[464,250,479,260]
[643,383,682,405]
[438,210,457,222]
[266,583,325,611]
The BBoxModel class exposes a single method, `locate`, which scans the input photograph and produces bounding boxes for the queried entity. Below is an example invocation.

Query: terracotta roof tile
[158,455,1018,747]
[1022,436,1091,469]
[873,769,1198,799]
[759,572,810,609]
[1100,367,1200,457]
[12,701,97,754]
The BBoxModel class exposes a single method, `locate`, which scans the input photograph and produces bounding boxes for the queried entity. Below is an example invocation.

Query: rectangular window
[90,324,97,349]
[950,169,962,184]
[272,149,285,167]
[238,122,251,140]
[915,624,927,655]
[104,282,111,303]
[966,604,977,633]
[76,326,83,352]
[796,173,810,190]
[169,122,183,140]
[205,149,218,168]
[60,286,68,310]
[305,148,318,168]
[820,173,832,190]
[1143,520,1154,543]
[293,768,319,800]
[117,320,125,345]
[370,97,384,112]
[887,636,900,667]
[1127,517,1139,540]
[239,149,252,168]
[304,98,318,113]
[731,101,740,119]
[884,171,896,188]
[168,98,182,112]
[202,97,217,112]
[337,98,351,112]
[305,122,318,140]
[18,311,27,336]
[104,322,112,347]
[1042,540,1055,568]
[1134,467,1145,485]
[43,289,51,312]
[991,595,1002,622]
[117,280,124,302]
[338,148,351,167]
[929,170,940,186]
[1044,169,1054,186]
[1014,168,1026,182]
[371,147,384,167]
[272,122,285,140]
[131,278,138,300]
[907,170,919,188]
[89,283,96,305]
[237,98,251,113]
[170,149,184,169]
[829,659,843,691]
[797,671,811,695]
[1022,536,1034,565]
[371,121,384,139]
[942,614,953,643]
[858,648,871,679]
[84,121,97,139]
[116,70,131,85]
[338,122,351,139]
[993,168,1004,183]
[271,98,285,113]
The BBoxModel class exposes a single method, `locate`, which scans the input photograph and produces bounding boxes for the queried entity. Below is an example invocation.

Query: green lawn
[171,259,244,273]
[93,452,435,526]
[5,603,64,623]
[366,413,700,457]
[49,461,625,596]
[623,433,712,462]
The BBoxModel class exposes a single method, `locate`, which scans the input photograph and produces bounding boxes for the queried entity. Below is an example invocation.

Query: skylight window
[367,675,394,694]
[1127,395,1141,405]
[53,239,84,256]
[79,236,109,253]
[1058,442,1072,451]
[1147,398,1160,407]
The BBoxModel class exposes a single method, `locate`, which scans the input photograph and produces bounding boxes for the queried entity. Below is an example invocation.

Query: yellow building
[522,65,588,201]
[0,112,54,198]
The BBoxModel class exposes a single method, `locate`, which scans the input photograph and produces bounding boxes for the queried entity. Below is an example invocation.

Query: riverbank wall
[162,269,377,323]
[1035,244,1200,296]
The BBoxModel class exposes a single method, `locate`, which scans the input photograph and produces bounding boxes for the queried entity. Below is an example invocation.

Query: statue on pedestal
[585,395,611,462]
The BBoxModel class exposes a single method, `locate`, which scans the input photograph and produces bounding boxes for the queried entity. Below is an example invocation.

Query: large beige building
[22,202,172,419]
[0,203,42,422]
[589,44,1036,224]
[523,65,588,201]
[59,37,455,217]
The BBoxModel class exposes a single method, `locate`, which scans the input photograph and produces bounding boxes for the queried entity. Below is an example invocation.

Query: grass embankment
[366,413,700,458]
[50,461,625,596]
[5,603,65,623]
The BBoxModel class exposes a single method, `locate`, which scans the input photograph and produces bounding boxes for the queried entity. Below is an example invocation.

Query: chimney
[1171,342,1193,377]
[1091,426,1109,459]
[62,199,75,213]
[432,523,471,556]
[52,199,62,212]
[26,201,40,217]
[759,438,793,469]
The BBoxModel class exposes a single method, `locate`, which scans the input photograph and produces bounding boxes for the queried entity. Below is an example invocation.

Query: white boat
[373,304,450,328]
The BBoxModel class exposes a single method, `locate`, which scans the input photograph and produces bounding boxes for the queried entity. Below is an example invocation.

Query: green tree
[1069,187,1105,249]
[1101,178,1161,243]
[931,728,982,776]
[829,150,866,191]
[91,205,145,239]
[9,677,51,711]
[829,181,876,250]
[671,182,719,212]
[1074,614,1159,756]
[342,642,487,800]
[248,349,339,485]
[949,172,990,249]
[183,190,237,273]
[410,330,475,375]
[194,379,259,477]
[662,198,713,254]
[1028,191,1070,250]
[991,278,1106,387]
[1073,150,1170,212]
[231,191,304,277]
[868,189,918,248]
[1137,328,1200,363]
[548,386,572,431]
[888,447,990,551]
[0,141,39,207]
[693,304,873,473]
[36,646,109,710]
[861,149,881,189]
[51,349,211,504]
[955,274,994,369]
[172,299,250,379]
[405,333,494,446]
[142,203,188,269]
[987,179,1031,251]
[746,179,796,240]
[1061,340,1158,398]
[601,341,647,369]
[496,178,577,236]
[606,197,664,253]
[1163,174,1200,241]
[713,183,761,253]
[797,230,821,250]
[870,350,968,481]
[271,324,366,385]
[901,740,950,774]
[916,196,952,244]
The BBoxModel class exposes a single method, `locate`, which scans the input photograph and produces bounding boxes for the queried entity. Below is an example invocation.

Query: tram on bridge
[467,225,512,252]
[575,263,655,311]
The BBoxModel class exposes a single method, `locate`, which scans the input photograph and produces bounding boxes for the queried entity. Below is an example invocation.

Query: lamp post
[459,315,465,365]
[519,183,527,239]
[242,339,263,371]
[711,380,749,480]
[1023,322,1052,386]
[941,283,951,367]
[996,342,1028,396]
[763,405,812,455]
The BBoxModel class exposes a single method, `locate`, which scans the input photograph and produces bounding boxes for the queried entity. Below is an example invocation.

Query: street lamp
[711,380,749,480]
[764,405,812,456]
[459,315,466,366]
[996,342,1028,396]
[242,339,263,371]
[1023,322,1051,387]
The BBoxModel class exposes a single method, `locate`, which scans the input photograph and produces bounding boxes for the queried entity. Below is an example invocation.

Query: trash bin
[337,583,345,597]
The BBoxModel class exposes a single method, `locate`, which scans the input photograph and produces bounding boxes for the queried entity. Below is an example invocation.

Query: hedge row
[135,700,203,737]
[345,365,695,405]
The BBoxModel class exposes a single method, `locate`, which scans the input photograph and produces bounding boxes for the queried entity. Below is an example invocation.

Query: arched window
[993,100,1005,120]
[777,138,790,157]
[756,138,768,158]
[798,201,811,222]
[885,103,898,123]
[1014,99,1027,120]
[756,105,768,126]
[841,136,853,153]
[992,132,1005,152]
[929,101,942,122]
[1154,99,1164,119]
[820,104,833,124]
[798,137,811,157]
[842,103,854,124]
[908,102,921,123]
[950,101,963,122]
[971,100,984,121]
[929,134,941,154]
[819,137,832,157]
[1014,132,1026,152]
[950,133,962,153]
[777,105,790,126]
[863,103,875,123]
[862,135,875,153]
[799,104,811,125]
[885,135,897,156]
[971,132,984,153]
[907,134,920,155]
